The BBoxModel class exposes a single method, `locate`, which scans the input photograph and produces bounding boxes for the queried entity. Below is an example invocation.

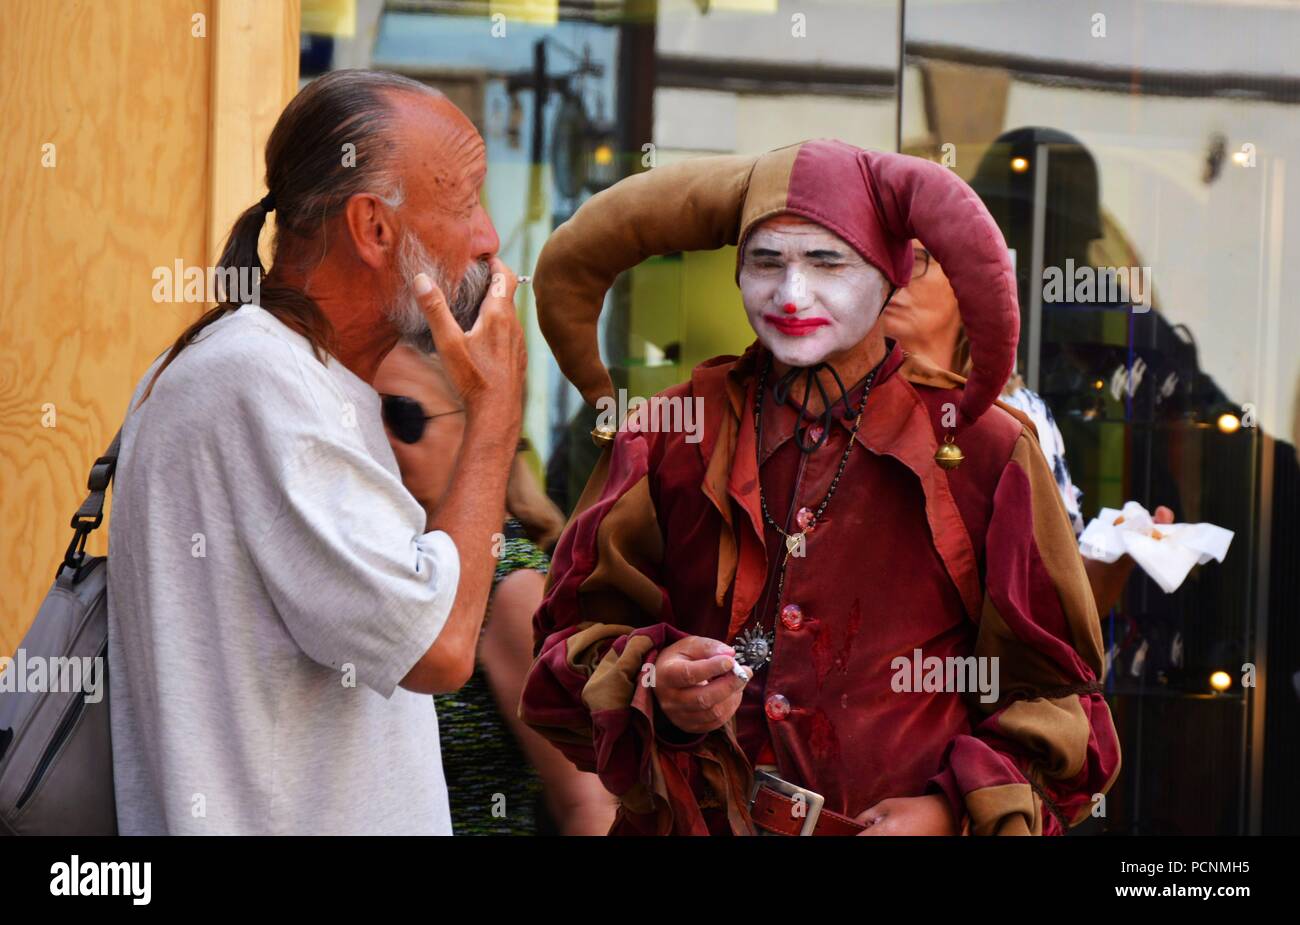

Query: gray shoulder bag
[0,431,121,835]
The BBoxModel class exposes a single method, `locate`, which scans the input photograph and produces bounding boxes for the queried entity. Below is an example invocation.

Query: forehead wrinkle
[393,95,485,205]
[427,133,482,188]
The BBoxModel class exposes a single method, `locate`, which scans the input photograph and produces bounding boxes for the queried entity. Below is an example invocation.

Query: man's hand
[399,260,527,694]
[855,794,958,836]
[415,257,526,433]
[652,636,750,735]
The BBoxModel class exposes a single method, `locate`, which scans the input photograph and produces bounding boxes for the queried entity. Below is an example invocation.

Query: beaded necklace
[732,352,884,670]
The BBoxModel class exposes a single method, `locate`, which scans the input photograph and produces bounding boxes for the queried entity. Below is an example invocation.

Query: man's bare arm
[400,261,526,693]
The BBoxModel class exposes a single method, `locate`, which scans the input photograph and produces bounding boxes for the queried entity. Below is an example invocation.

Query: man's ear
[343,193,396,270]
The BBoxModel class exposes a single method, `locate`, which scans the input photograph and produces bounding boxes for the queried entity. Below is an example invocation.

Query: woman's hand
[1085,505,1175,615]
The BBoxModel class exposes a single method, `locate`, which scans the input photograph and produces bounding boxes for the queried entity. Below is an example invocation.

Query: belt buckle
[751,767,825,836]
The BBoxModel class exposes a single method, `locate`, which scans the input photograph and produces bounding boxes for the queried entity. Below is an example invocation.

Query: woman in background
[375,343,616,835]
[884,240,1172,615]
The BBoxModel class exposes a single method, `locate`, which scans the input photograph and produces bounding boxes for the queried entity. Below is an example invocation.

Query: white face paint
[738,218,890,368]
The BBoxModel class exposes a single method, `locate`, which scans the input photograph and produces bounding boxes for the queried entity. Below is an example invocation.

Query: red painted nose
[782,302,798,315]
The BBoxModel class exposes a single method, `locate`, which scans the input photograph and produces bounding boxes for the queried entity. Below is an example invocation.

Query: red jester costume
[519,140,1121,836]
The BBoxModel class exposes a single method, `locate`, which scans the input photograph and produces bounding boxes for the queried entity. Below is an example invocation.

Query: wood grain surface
[0,0,299,656]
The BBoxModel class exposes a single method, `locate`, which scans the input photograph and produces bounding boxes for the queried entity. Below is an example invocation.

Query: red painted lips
[764,314,830,336]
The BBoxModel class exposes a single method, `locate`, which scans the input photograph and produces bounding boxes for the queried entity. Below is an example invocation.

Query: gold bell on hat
[935,433,964,470]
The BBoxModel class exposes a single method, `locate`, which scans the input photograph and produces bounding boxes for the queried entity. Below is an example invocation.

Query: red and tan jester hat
[533,139,1019,430]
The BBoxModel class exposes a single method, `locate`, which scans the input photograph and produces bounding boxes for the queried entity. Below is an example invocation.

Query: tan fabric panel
[583,632,654,714]
[578,474,666,625]
[703,393,740,606]
[966,782,1041,835]
[999,694,1092,780]
[564,621,636,679]
[1010,434,1105,674]
[736,142,800,259]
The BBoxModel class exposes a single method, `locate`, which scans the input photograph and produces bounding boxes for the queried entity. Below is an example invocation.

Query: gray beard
[386,231,493,353]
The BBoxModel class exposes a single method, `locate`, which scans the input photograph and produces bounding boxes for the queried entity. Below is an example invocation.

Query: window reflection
[901,0,1298,836]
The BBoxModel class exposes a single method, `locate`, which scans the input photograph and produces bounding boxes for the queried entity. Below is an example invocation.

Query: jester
[520,140,1120,836]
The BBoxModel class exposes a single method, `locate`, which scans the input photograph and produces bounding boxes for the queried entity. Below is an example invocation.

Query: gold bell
[590,424,617,448]
[934,434,964,470]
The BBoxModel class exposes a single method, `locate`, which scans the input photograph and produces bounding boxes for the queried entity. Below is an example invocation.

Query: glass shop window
[900,0,1299,835]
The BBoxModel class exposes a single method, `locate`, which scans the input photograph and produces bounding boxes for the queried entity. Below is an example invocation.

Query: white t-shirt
[107,305,459,834]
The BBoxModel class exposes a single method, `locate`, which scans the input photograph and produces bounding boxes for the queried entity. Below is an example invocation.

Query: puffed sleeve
[927,428,1122,835]
[519,423,753,835]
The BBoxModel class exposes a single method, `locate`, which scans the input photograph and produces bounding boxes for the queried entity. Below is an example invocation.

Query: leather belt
[749,767,865,836]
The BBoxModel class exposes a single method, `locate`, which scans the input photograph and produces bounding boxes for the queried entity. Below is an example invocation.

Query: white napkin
[1079,501,1234,594]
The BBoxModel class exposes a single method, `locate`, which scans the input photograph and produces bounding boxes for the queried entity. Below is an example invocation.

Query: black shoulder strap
[58,430,122,580]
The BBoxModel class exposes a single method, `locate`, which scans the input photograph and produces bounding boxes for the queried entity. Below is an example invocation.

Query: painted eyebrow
[747,246,848,260]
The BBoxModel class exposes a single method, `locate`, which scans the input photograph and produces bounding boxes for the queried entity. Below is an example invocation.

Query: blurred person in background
[375,343,616,835]
[883,239,1173,615]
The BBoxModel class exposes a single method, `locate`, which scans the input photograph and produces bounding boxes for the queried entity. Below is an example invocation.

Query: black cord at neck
[769,354,885,453]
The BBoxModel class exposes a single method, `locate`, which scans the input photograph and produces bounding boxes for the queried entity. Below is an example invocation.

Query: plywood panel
[208,0,302,264]
[0,0,299,656]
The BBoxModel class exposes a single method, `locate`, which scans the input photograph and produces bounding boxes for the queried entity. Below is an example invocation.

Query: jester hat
[533,139,1019,429]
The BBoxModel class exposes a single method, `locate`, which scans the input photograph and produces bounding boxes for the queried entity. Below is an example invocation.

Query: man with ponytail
[107,70,526,834]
